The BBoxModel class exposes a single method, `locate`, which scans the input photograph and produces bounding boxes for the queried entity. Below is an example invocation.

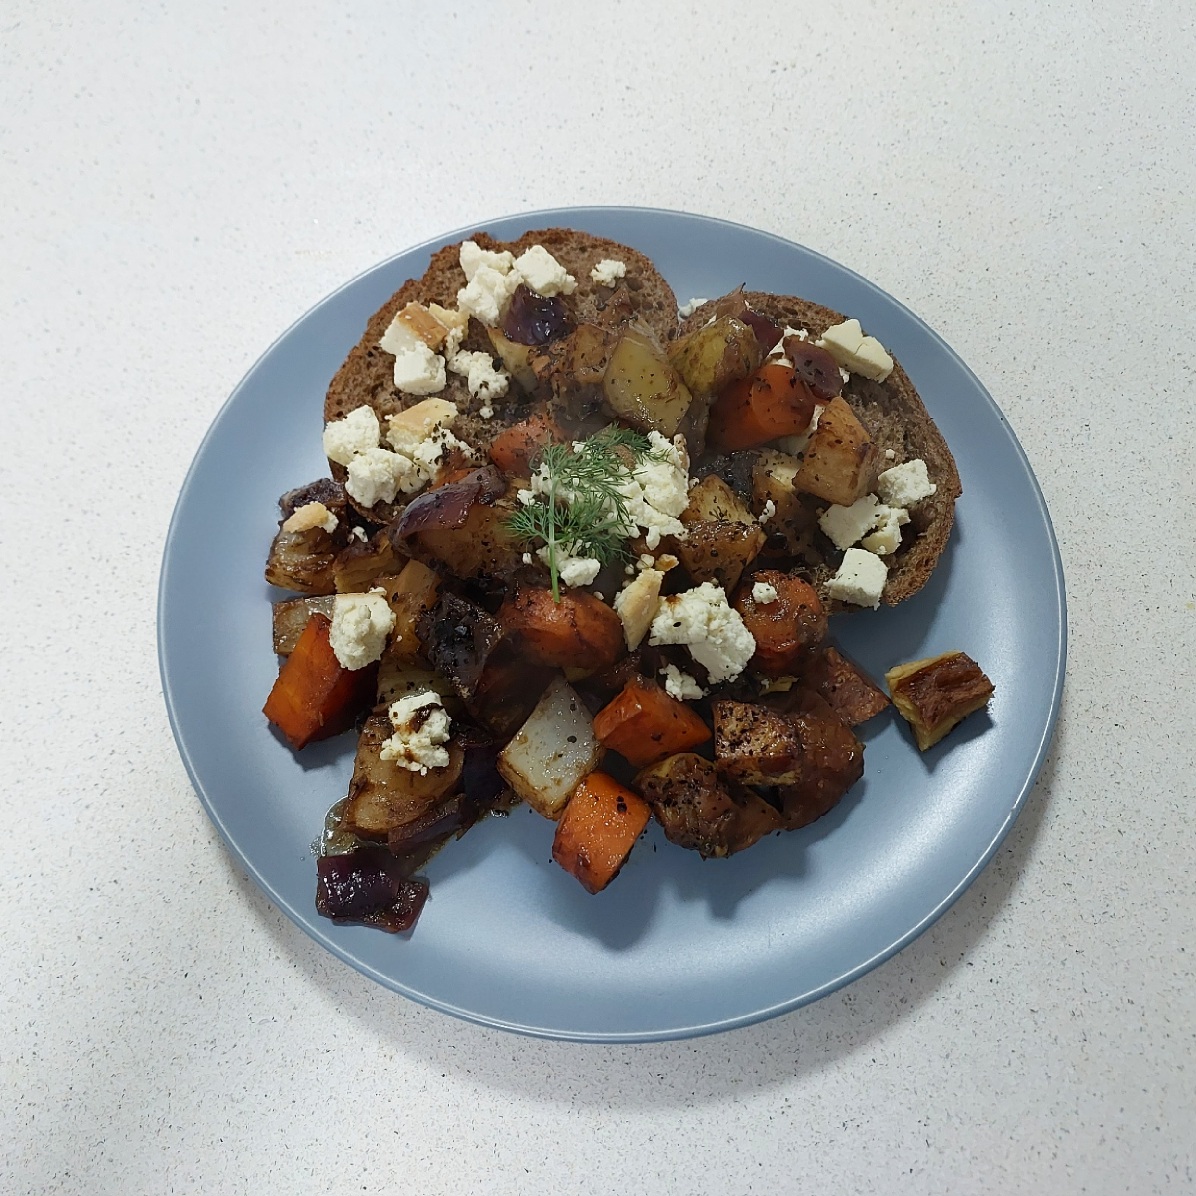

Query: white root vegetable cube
[497,678,605,819]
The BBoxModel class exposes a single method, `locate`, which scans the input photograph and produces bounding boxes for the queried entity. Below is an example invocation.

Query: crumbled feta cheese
[350,525,369,543]
[323,405,381,467]
[660,663,706,701]
[618,431,690,549]
[536,544,601,588]
[819,494,889,551]
[860,506,909,556]
[379,690,452,774]
[378,312,426,358]
[409,427,473,477]
[815,318,894,382]
[385,398,459,457]
[885,448,897,460]
[751,581,779,605]
[613,567,664,650]
[590,258,627,286]
[345,446,423,507]
[677,297,709,319]
[522,552,534,565]
[759,499,776,524]
[282,501,338,534]
[457,263,522,326]
[478,405,493,420]
[876,458,936,508]
[513,245,577,297]
[825,547,888,609]
[329,591,395,671]
[458,240,516,282]
[379,311,450,394]
[649,582,756,685]
[446,348,510,402]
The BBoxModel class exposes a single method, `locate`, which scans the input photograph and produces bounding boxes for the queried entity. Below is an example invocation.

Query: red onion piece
[316,847,429,932]
[389,466,505,541]
[501,285,574,346]
[784,338,843,400]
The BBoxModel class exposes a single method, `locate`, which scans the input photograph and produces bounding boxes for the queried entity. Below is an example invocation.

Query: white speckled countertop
[3,2,1194,1192]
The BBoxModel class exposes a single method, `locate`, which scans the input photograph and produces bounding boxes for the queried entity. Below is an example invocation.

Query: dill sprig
[506,425,666,600]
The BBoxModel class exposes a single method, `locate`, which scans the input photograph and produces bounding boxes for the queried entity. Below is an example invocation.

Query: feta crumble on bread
[590,258,627,286]
[877,458,936,508]
[324,399,471,507]
[815,318,894,382]
[825,547,888,609]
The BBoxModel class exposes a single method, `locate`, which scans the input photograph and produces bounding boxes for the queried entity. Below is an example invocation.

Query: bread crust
[323,229,678,523]
[681,292,961,610]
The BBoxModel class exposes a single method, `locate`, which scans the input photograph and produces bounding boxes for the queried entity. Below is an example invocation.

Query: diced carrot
[552,772,651,893]
[500,586,624,671]
[488,412,561,476]
[707,363,818,453]
[592,675,712,768]
[262,613,376,750]
[733,571,828,678]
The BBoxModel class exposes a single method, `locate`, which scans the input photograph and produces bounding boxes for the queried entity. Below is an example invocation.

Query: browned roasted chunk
[885,651,994,750]
[771,714,864,830]
[341,714,465,837]
[635,753,780,858]
[804,646,891,726]
[711,700,805,787]
[332,531,405,593]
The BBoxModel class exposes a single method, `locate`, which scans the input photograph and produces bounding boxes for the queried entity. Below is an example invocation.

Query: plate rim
[158,205,1067,1042]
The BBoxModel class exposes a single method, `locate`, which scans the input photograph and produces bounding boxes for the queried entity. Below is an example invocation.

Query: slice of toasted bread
[324,229,678,523]
[680,292,961,610]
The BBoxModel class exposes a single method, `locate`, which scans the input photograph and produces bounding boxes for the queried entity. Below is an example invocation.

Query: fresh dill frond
[505,424,669,600]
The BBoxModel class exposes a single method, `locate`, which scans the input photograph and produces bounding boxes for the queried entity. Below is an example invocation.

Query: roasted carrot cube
[262,613,376,750]
[552,772,651,893]
[592,676,712,768]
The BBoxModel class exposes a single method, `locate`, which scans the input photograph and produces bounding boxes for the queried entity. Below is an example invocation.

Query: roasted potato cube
[635,753,780,858]
[885,651,994,750]
[342,714,465,837]
[667,315,764,398]
[603,326,694,437]
[793,396,881,507]
[805,646,890,726]
[672,520,766,592]
[712,700,805,787]
[671,476,766,591]
[772,713,865,829]
[485,325,539,391]
[497,678,605,819]
[373,559,441,665]
[414,485,523,581]
[375,657,462,716]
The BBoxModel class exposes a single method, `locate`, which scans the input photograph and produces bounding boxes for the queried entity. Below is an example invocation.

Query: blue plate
[159,207,1065,1042]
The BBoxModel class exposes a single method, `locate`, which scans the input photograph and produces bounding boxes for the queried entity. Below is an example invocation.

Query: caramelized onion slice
[501,285,574,346]
[389,466,506,541]
[315,846,429,932]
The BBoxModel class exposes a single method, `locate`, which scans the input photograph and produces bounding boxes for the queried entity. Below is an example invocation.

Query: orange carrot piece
[707,363,818,452]
[592,676,712,768]
[552,772,652,893]
[262,613,376,750]
[500,587,625,671]
[488,412,561,476]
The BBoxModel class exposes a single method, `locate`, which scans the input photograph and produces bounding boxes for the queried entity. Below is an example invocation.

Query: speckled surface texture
[3,1,1194,1192]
